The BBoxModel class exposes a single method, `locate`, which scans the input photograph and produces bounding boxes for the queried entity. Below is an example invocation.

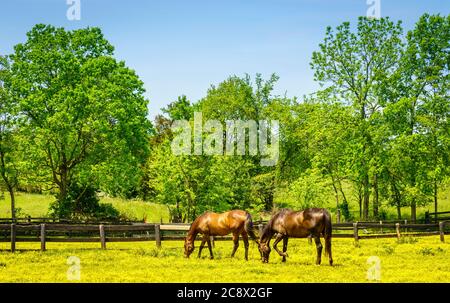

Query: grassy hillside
[0,192,170,223]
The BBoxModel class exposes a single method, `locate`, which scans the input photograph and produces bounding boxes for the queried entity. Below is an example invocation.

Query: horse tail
[244,213,259,244]
[322,209,332,258]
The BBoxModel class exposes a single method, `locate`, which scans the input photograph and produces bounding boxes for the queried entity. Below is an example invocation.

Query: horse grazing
[259,208,333,265]
[184,210,259,260]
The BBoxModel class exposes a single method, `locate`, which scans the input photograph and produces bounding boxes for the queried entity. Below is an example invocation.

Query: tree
[380,14,449,221]
[403,14,449,219]
[7,24,151,206]
[0,55,19,220]
[311,17,403,220]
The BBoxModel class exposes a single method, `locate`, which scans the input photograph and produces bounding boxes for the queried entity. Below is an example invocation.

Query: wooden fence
[425,211,450,223]
[1,220,449,252]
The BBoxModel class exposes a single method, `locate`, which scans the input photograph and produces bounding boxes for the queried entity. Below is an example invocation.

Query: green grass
[0,237,449,282]
[0,192,170,223]
[0,193,53,218]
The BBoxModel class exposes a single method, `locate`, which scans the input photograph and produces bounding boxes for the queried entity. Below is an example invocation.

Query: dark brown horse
[184,210,259,260]
[259,208,333,265]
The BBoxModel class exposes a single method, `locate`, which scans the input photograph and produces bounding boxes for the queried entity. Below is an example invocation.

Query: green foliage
[49,182,119,221]
[6,24,151,204]
[1,14,449,224]
[280,168,331,209]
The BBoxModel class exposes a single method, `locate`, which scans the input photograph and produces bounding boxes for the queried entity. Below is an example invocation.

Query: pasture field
[0,237,449,282]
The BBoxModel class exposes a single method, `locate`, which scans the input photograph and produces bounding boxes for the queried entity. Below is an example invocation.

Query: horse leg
[314,235,322,265]
[242,232,249,261]
[207,237,214,260]
[230,233,239,258]
[273,233,287,258]
[282,237,288,262]
[198,237,207,258]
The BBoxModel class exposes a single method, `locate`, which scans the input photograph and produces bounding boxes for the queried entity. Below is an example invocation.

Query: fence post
[439,222,445,243]
[336,209,341,223]
[99,224,106,249]
[353,222,359,243]
[396,223,401,242]
[425,211,430,224]
[155,224,161,248]
[379,220,383,234]
[404,219,408,233]
[10,223,16,252]
[40,224,46,251]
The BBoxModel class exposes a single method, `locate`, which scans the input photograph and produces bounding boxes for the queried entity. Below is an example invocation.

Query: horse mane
[260,209,292,242]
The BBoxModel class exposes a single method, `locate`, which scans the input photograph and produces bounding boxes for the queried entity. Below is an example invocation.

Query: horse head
[258,241,271,263]
[184,237,195,258]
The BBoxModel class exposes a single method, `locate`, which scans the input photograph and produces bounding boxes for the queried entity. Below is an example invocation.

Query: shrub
[49,182,120,221]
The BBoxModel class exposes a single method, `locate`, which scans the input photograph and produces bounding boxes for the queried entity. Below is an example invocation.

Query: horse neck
[260,224,274,244]
[186,221,199,242]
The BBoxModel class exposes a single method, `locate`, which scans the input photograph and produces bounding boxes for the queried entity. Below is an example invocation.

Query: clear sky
[1,0,449,119]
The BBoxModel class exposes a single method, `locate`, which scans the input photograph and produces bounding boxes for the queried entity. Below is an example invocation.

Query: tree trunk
[0,151,16,221]
[363,173,370,220]
[8,185,15,221]
[358,187,362,220]
[331,179,339,210]
[411,198,416,223]
[58,165,69,202]
[434,179,438,217]
[373,173,379,219]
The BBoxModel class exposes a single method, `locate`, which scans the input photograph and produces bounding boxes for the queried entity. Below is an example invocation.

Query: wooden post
[425,211,430,224]
[10,223,16,252]
[40,224,46,251]
[336,209,341,223]
[99,224,106,249]
[379,220,383,234]
[155,224,161,248]
[404,220,408,233]
[396,223,401,242]
[353,222,359,243]
[439,222,445,243]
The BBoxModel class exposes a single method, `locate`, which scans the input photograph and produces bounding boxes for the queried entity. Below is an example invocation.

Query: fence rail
[1,220,449,252]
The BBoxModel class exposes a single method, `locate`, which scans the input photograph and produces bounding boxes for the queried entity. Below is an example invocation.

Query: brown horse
[259,208,333,265]
[184,210,259,260]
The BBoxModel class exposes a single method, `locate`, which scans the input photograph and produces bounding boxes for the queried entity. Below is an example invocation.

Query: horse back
[197,210,248,236]
[276,208,328,237]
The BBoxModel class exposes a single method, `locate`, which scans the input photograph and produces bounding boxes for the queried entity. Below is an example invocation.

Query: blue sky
[1,0,448,119]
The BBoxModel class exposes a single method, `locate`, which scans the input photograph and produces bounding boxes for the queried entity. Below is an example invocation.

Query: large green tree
[0,55,19,220]
[7,24,151,205]
[311,17,404,220]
